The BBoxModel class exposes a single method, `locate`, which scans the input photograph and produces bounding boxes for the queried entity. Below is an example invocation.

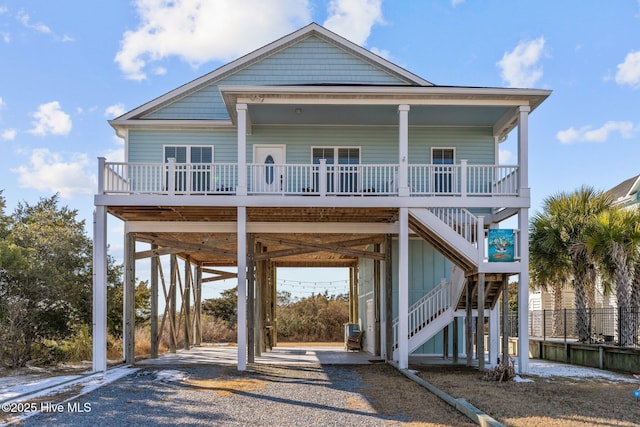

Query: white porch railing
[99,159,520,198]
[409,163,519,196]
[392,278,452,348]
[103,160,238,194]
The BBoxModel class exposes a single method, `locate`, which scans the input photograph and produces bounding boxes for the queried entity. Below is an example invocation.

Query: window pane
[338,148,359,164]
[313,148,334,164]
[165,146,187,163]
[432,148,454,165]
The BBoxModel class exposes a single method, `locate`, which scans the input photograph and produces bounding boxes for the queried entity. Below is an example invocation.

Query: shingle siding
[144,36,409,120]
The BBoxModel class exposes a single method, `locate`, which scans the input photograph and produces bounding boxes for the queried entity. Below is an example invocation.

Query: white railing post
[167,158,176,195]
[460,160,467,197]
[477,216,485,262]
[319,159,327,197]
[97,157,106,195]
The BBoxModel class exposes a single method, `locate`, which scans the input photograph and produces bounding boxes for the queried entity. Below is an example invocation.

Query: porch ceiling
[248,103,511,127]
[113,206,395,267]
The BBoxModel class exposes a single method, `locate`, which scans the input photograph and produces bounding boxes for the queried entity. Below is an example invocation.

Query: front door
[253,145,286,193]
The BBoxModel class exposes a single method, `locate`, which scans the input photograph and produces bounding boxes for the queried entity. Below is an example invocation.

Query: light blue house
[92,23,550,373]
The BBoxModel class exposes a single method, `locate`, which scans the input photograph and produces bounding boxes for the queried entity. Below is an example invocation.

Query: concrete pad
[137,344,379,367]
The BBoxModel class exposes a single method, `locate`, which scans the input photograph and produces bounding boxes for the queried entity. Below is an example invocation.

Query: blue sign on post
[488,229,515,262]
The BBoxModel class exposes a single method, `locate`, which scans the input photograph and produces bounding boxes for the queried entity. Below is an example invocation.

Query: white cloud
[16,10,73,42]
[0,97,5,109]
[556,120,635,144]
[615,50,640,89]
[323,0,384,46]
[370,47,390,60]
[28,101,72,136]
[115,0,311,81]
[12,149,97,198]
[105,103,126,118]
[2,129,17,140]
[497,37,546,88]
[451,0,465,6]
[1,32,8,44]
[102,136,125,162]
[18,11,51,34]
[499,149,513,164]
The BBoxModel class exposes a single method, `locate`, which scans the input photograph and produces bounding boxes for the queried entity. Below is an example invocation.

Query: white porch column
[518,208,530,374]
[92,207,107,373]
[236,104,248,196]
[517,106,530,191]
[237,206,248,370]
[398,105,410,197]
[398,207,409,369]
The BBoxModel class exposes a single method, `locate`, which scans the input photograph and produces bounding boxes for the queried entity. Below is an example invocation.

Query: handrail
[427,207,479,245]
[100,161,520,198]
[392,278,452,347]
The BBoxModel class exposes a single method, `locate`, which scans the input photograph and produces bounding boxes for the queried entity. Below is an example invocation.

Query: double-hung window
[312,147,360,193]
[164,145,213,192]
[432,148,455,193]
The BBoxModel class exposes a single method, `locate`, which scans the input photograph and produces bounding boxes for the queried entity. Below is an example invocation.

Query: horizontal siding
[128,130,236,163]
[146,36,409,120]
[128,126,494,166]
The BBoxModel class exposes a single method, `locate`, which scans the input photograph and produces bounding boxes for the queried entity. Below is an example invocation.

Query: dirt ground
[4,357,640,426]
[410,363,640,427]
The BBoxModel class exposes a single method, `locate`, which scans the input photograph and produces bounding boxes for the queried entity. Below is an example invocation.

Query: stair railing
[392,278,452,348]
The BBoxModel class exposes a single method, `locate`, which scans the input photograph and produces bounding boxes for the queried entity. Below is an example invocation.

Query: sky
[1,0,640,297]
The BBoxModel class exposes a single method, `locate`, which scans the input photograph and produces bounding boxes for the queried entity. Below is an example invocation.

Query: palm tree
[586,207,640,346]
[530,212,572,336]
[534,186,611,341]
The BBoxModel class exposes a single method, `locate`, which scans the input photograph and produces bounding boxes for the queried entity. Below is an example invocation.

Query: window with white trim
[164,145,213,192]
[312,147,360,193]
[431,148,455,193]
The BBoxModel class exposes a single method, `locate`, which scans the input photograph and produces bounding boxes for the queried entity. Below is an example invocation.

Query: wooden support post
[247,234,255,364]
[465,279,473,366]
[477,273,485,370]
[502,276,509,366]
[271,261,277,347]
[353,261,359,323]
[443,324,449,360]
[374,243,381,357]
[170,254,177,353]
[194,265,202,346]
[385,234,393,361]
[150,248,159,358]
[453,317,459,363]
[124,232,136,364]
[183,256,191,350]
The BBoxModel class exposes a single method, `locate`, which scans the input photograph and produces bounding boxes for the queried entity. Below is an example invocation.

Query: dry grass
[187,377,267,397]
[412,363,640,427]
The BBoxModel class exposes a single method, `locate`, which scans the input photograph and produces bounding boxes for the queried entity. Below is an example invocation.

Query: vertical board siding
[145,36,410,120]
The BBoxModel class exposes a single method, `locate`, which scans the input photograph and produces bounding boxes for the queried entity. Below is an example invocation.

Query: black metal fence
[527,307,640,346]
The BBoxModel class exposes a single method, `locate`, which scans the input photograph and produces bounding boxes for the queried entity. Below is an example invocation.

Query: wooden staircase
[456,273,507,311]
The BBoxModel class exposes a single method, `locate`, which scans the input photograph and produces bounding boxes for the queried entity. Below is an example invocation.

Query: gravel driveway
[16,363,474,427]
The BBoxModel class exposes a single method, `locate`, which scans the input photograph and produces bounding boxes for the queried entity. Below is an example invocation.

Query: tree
[202,287,238,327]
[0,195,94,366]
[586,207,640,346]
[530,212,572,335]
[106,275,152,338]
[532,186,611,341]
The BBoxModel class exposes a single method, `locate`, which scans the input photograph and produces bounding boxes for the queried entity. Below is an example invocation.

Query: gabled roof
[113,23,432,122]
[607,174,640,206]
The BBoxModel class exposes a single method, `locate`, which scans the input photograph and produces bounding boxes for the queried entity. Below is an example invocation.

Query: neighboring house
[92,23,550,374]
[609,174,640,209]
